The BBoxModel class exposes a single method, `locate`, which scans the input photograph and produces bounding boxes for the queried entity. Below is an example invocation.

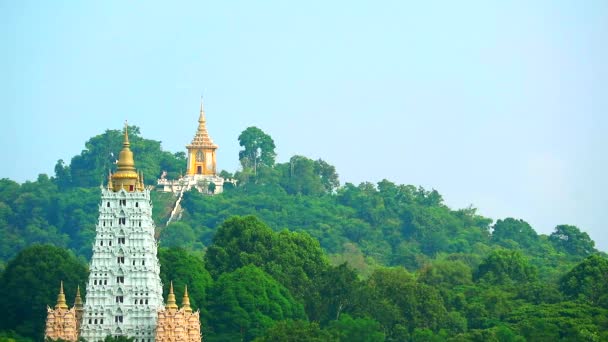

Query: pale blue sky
[1,1,607,250]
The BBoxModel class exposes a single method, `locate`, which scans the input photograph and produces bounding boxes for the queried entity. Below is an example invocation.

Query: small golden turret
[110,123,141,192]
[182,285,192,313]
[74,285,83,309]
[166,281,178,311]
[55,281,68,310]
[186,98,218,176]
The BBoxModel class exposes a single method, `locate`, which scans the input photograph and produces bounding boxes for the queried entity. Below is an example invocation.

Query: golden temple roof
[109,122,144,192]
[55,281,68,310]
[182,284,192,313]
[166,281,178,311]
[187,98,218,150]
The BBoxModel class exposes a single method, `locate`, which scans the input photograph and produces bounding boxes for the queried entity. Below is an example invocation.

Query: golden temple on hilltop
[157,98,234,195]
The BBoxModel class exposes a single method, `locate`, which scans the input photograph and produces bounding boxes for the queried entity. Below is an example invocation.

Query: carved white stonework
[80,187,164,342]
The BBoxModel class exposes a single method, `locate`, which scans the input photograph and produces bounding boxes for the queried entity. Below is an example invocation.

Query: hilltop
[0,126,606,341]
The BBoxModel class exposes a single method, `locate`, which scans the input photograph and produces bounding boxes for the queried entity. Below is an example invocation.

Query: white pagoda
[79,124,164,342]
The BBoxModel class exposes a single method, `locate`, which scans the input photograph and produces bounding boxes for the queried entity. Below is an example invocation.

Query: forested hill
[0,126,607,341]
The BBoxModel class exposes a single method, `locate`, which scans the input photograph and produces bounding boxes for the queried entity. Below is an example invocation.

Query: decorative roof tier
[187,98,218,149]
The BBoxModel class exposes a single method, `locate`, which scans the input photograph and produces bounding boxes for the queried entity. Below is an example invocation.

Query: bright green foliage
[253,320,334,342]
[158,248,212,313]
[274,156,340,195]
[150,191,176,226]
[238,126,277,174]
[355,267,447,340]
[204,216,328,300]
[159,222,199,249]
[0,245,88,340]
[550,225,597,257]
[327,314,385,342]
[560,254,608,307]
[475,250,537,285]
[207,265,306,341]
[0,330,33,342]
[492,218,539,250]
[506,302,608,341]
[61,125,185,187]
[306,263,361,323]
[418,260,473,288]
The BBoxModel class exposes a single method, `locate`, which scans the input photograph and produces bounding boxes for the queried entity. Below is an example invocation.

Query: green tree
[68,125,184,187]
[238,126,276,175]
[549,225,596,257]
[560,254,608,307]
[159,222,197,249]
[491,218,538,250]
[0,245,88,340]
[158,248,212,313]
[254,320,334,342]
[207,265,306,341]
[355,267,447,339]
[475,249,536,285]
[327,314,385,342]
[418,260,473,288]
[205,216,328,300]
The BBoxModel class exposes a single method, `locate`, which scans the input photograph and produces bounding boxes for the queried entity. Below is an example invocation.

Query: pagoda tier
[79,187,164,342]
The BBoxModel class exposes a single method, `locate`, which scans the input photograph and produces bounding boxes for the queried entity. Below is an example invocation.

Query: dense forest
[0,126,607,341]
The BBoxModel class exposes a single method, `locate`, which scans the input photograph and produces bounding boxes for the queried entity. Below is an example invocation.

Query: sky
[1,1,607,250]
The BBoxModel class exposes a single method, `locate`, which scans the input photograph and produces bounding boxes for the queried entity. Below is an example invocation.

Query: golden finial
[166,281,178,310]
[110,122,139,192]
[55,281,68,310]
[123,121,130,146]
[182,284,192,313]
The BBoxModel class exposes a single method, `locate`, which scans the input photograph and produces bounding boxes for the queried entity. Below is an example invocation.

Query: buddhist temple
[45,123,202,341]
[156,283,201,341]
[157,99,234,195]
[44,282,79,342]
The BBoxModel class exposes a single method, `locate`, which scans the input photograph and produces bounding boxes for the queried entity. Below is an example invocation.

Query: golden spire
[74,285,83,309]
[166,281,178,311]
[117,122,135,171]
[199,96,205,124]
[55,281,68,310]
[110,122,140,192]
[187,98,217,149]
[182,284,192,313]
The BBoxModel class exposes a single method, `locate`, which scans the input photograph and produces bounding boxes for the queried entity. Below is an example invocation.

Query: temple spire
[199,96,205,123]
[74,285,83,308]
[110,122,139,192]
[182,285,192,313]
[55,281,68,310]
[166,281,178,311]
